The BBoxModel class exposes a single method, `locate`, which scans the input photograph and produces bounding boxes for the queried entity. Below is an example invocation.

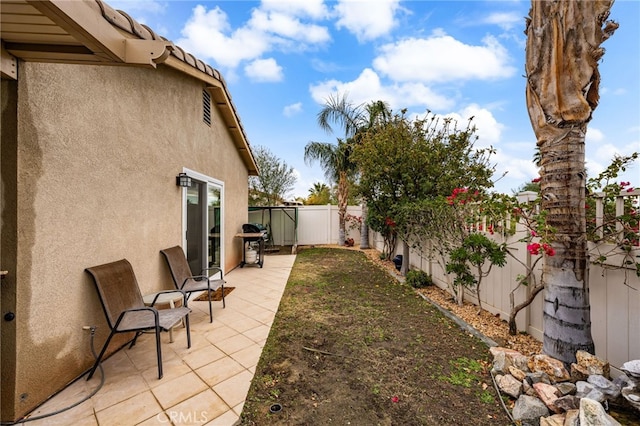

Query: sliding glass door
[183,171,224,275]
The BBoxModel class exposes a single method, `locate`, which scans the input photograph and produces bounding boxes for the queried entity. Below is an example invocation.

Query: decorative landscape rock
[587,374,621,398]
[509,365,527,382]
[571,350,610,380]
[490,349,640,423]
[496,373,522,399]
[555,381,576,396]
[579,397,621,426]
[621,360,640,379]
[512,394,550,422]
[539,413,564,426]
[553,395,580,412]
[528,354,571,383]
[533,382,561,413]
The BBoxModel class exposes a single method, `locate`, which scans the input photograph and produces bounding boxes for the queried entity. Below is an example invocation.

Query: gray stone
[554,382,576,396]
[512,394,550,422]
[587,374,621,398]
[526,371,552,386]
[554,395,580,412]
[621,360,640,379]
[496,373,522,399]
[492,351,509,374]
[513,354,531,372]
[576,381,593,398]
[584,388,606,403]
[621,387,640,414]
[579,398,621,426]
[612,373,633,390]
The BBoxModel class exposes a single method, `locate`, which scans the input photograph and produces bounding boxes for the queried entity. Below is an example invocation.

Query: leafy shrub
[406,269,433,288]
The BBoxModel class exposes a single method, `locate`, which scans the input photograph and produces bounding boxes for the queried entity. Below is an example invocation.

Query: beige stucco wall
[1,61,249,420]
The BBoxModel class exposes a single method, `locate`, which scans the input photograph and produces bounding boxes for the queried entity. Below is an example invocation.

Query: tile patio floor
[23,254,296,426]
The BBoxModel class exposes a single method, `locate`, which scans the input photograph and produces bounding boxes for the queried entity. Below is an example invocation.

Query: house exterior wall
[1,61,249,420]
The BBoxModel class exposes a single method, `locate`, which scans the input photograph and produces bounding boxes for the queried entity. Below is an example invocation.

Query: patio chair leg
[185,314,191,348]
[207,290,213,323]
[87,330,116,380]
[221,283,226,309]
[155,324,163,379]
[129,331,142,349]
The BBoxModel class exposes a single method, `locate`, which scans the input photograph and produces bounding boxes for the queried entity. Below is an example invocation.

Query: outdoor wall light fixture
[176,173,191,187]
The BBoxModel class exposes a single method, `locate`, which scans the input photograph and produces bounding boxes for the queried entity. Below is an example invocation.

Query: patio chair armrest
[148,290,189,308]
[201,266,224,279]
[113,306,159,328]
[181,275,209,289]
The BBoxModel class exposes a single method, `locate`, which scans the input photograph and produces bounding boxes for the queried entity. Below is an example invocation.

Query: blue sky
[111,0,640,199]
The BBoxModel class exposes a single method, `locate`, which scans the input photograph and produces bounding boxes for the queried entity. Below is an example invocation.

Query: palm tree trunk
[337,173,348,246]
[538,127,594,363]
[360,202,370,249]
[525,0,615,363]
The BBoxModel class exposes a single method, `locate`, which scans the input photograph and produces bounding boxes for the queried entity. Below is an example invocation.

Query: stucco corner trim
[124,39,174,67]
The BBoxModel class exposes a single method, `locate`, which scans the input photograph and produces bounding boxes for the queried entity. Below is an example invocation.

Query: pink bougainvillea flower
[626,187,635,192]
[527,242,541,256]
[391,396,399,403]
[530,230,537,237]
[542,243,556,256]
[532,177,541,183]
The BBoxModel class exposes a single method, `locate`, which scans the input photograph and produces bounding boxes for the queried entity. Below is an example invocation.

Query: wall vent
[203,89,211,126]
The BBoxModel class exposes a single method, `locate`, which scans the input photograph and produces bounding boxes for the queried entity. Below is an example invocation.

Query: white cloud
[249,9,330,45]
[373,32,516,83]
[481,12,523,30]
[176,3,330,71]
[492,152,540,192]
[444,104,504,146]
[333,0,402,42]
[283,102,303,117]
[586,127,605,144]
[260,0,329,19]
[309,68,454,111]
[245,58,284,82]
[177,6,269,68]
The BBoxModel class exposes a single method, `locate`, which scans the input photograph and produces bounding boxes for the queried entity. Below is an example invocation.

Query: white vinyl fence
[293,197,640,374]
[297,205,363,245]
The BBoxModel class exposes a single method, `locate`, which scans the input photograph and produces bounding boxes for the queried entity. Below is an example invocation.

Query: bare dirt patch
[240,247,512,425]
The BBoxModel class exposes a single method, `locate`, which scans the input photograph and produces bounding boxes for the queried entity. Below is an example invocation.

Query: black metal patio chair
[85,259,191,380]
[160,246,226,323]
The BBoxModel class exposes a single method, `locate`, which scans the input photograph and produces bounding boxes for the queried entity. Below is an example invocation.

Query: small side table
[142,291,184,343]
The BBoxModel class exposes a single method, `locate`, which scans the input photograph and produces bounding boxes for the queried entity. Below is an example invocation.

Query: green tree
[315,94,392,249]
[248,145,297,206]
[306,182,332,205]
[304,139,356,245]
[525,0,617,363]
[353,111,495,267]
[445,233,507,314]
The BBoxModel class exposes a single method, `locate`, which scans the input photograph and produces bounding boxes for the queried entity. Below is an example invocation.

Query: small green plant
[405,269,433,288]
[439,357,484,388]
[478,390,494,404]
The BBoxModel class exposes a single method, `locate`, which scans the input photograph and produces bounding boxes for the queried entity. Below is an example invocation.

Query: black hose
[1,327,106,425]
